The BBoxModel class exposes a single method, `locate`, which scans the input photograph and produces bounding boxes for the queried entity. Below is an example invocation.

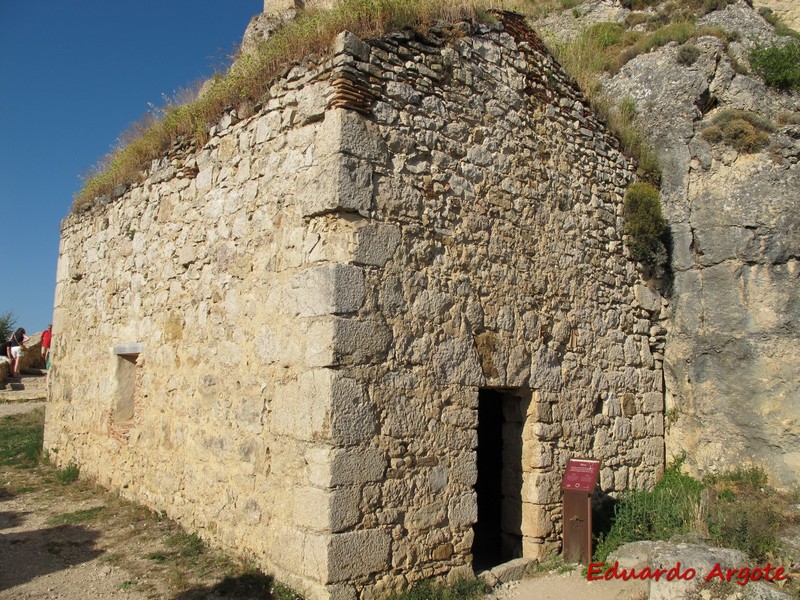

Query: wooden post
[561,458,600,565]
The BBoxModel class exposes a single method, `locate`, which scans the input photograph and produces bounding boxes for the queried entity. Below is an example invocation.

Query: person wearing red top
[41,324,52,368]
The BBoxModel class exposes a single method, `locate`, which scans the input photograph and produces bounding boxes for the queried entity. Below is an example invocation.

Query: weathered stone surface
[755,0,800,30]
[326,530,392,582]
[602,1,800,488]
[289,264,365,317]
[298,155,374,217]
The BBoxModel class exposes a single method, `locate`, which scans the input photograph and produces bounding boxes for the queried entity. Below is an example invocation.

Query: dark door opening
[473,388,524,572]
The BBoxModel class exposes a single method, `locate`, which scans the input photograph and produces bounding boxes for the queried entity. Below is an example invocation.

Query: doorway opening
[472,388,525,572]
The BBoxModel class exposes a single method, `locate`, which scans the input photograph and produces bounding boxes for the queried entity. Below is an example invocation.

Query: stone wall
[45,54,361,599]
[46,13,666,600]
[325,16,665,595]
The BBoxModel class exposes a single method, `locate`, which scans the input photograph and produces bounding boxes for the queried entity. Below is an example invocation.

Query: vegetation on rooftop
[74,0,496,211]
[75,0,797,213]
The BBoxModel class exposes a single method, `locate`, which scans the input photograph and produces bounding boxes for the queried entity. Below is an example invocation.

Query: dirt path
[0,492,150,599]
[0,403,146,598]
[0,400,46,418]
[488,571,647,600]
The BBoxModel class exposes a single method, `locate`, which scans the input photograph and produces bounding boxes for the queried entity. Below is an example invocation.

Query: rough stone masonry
[45,11,667,600]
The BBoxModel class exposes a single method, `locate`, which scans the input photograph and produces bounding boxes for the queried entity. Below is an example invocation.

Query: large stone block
[306,318,392,367]
[325,529,392,583]
[330,376,377,445]
[289,264,365,317]
[447,492,477,528]
[521,472,561,505]
[305,446,386,488]
[432,338,482,386]
[354,223,401,267]
[271,370,376,445]
[292,485,360,532]
[271,369,332,441]
[318,109,387,162]
[298,155,374,217]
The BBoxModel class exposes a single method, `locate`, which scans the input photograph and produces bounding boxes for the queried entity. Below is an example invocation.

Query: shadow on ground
[0,521,102,590]
[0,510,29,530]
[172,572,281,599]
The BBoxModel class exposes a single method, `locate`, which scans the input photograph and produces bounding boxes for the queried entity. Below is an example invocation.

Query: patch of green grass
[750,41,800,91]
[147,532,206,566]
[46,506,106,526]
[620,0,659,9]
[386,578,489,600]
[56,461,80,484]
[705,466,769,487]
[665,407,681,426]
[530,554,577,574]
[595,462,798,568]
[0,409,44,469]
[704,468,784,561]
[274,581,306,600]
[594,461,704,562]
[147,551,170,564]
[758,7,800,38]
[623,182,667,268]
[166,531,205,558]
[699,0,737,14]
[624,12,649,28]
[777,111,800,126]
[100,552,125,565]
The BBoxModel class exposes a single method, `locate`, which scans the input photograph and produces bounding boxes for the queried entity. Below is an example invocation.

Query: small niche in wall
[112,344,143,437]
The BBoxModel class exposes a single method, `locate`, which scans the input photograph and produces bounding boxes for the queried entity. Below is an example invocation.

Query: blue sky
[0,1,261,335]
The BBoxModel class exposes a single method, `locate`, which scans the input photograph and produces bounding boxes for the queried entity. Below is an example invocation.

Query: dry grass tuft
[701,109,774,153]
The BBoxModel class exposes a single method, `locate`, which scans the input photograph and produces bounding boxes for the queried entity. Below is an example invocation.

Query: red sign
[561,459,600,492]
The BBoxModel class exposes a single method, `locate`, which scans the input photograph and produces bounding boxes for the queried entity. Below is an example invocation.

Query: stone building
[45,9,666,599]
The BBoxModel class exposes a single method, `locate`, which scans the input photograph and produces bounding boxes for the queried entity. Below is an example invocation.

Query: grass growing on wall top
[74,0,499,212]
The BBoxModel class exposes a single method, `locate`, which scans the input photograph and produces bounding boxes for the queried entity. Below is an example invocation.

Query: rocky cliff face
[597,2,800,486]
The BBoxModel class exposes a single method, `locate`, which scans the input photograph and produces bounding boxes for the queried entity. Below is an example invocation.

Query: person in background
[8,327,29,377]
[41,324,52,368]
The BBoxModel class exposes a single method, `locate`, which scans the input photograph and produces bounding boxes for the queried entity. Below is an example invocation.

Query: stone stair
[0,368,48,403]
